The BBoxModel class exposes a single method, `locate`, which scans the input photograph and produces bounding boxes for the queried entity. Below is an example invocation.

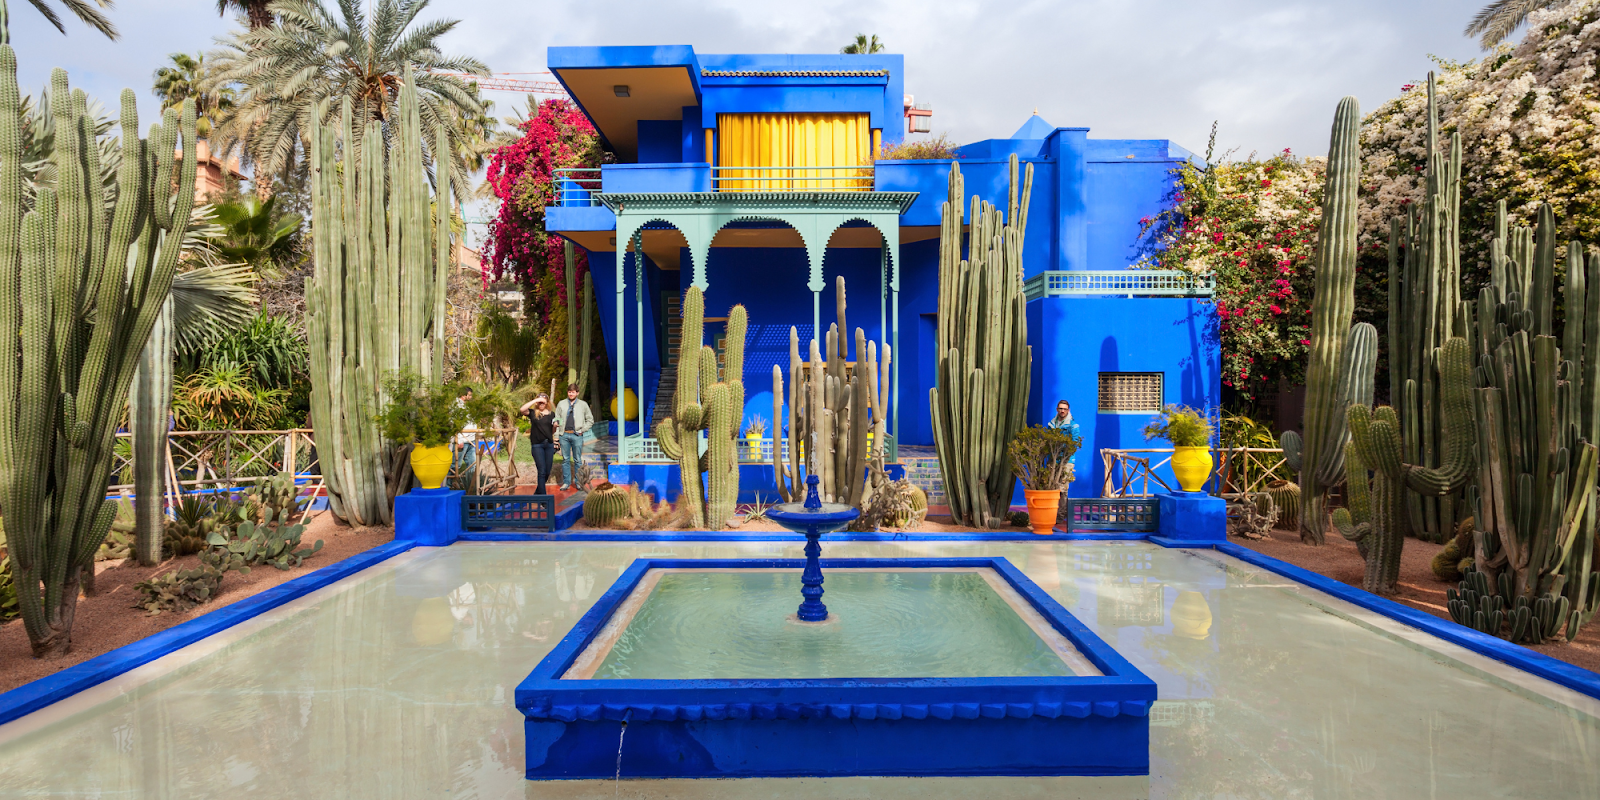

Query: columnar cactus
[1386,72,1469,544]
[1467,202,1600,641]
[1334,333,1475,594]
[772,277,892,509]
[930,154,1032,528]
[1282,96,1364,544]
[0,50,198,656]
[305,69,453,526]
[564,240,593,394]
[655,287,745,529]
[130,299,173,565]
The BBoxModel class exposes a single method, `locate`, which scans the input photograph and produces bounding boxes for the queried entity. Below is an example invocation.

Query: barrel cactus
[583,483,631,528]
[0,51,198,655]
[1265,480,1300,530]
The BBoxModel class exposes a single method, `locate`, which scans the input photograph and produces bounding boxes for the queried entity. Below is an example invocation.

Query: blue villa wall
[545,44,1215,490]
[1028,297,1221,498]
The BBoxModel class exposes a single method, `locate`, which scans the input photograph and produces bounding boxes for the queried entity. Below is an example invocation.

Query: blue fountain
[764,474,860,622]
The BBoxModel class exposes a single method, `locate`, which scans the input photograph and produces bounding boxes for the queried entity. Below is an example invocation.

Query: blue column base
[1151,491,1225,546]
[394,488,464,546]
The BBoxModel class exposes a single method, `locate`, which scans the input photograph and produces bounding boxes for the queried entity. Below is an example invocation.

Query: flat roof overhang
[549,46,703,161]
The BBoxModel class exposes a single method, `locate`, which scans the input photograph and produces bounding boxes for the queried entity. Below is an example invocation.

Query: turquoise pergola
[597,191,918,464]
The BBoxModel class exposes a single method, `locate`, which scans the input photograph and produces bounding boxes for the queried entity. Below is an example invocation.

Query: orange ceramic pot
[1023,489,1061,535]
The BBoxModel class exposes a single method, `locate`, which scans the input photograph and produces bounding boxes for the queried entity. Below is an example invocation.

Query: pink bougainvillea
[483,99,604,322]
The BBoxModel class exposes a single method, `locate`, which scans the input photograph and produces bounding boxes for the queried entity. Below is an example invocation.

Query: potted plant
[1008,425,1082,535]
[744,414,767,461]
[1143,405,1216,493]
[377,370,475,490]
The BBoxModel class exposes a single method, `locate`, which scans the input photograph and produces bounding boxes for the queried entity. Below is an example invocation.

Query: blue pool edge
[1205,541,1600,704]
[0,539,420,728]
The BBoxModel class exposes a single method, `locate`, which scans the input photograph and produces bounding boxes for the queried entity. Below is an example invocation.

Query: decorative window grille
[1098,372,1163,413]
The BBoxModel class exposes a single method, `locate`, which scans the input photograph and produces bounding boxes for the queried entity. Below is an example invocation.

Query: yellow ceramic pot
[610,388,639,421]
[746,436,764,460]
[410,444,453,490]
[1171,445,1212,493]
[1171,591,1213,639]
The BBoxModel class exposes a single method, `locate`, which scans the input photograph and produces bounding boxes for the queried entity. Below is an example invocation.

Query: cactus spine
[654,287,745,529]
[1282,96,1365,544]
[772,277,892,509]
[0,50,198,655]
[1334,333,1475,594]
[1468,202,1600,641]
[564,240,593,394]
[306,70,453,526]
[930,154,1033,528]
[1387,72,1469,544]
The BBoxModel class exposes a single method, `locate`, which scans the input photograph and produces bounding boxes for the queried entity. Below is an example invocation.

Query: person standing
[553,383,594,491]
[1046,400,1082,473]
[519,394,556,494]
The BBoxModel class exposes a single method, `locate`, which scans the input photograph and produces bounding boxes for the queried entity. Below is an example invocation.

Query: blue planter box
[517,556,1155,779]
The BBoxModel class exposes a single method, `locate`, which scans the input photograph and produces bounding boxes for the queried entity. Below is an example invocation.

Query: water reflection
[0,541,1592,799]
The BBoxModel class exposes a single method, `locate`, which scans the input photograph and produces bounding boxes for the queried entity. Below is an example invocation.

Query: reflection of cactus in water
[655,287,745,530]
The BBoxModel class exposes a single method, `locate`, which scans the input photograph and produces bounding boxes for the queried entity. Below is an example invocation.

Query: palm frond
[170,265,260,352]
[26,0,119,39]
[1464,0,1555,49]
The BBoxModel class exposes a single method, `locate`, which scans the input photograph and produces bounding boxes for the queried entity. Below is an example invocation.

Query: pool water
[584,569,1085,679]
[0,541,1597,799]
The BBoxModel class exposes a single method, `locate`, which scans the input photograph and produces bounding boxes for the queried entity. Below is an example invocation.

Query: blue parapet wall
[518,556,1155,778]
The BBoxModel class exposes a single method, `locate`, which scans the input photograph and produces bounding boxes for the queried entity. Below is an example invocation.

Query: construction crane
[430,70,569,97]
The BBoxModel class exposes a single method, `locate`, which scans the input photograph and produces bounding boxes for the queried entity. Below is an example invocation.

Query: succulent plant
[930,155,1032,528]
[0,49,199,656]
[582,483,630,528]
[305,68,454,527]
[654,287,745,530]
[206,509,323,571]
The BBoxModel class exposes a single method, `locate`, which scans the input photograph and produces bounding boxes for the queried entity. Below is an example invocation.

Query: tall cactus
[1281,96,1364,544]
[130,299,173,565]
[1387,72,1468,544]
[930,154,1032,528]
[1334,333,1475,594]
[655,286,745,529]
[306,69,453,526]
[772,277,892,509]
[1467,202,1600,641]
[0,51,198,656]
[564,240,593,395]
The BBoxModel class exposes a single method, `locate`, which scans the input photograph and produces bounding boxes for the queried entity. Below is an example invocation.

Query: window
[1098,372,1163,413]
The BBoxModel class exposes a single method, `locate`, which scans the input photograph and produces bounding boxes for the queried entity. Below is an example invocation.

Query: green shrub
[1008,425,1082,490]
[376,370,471,447]
[1143,405,1216,448]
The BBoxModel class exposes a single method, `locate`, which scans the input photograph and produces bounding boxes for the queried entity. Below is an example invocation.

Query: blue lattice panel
[463,495,556,531]
[1062,499,1158,533]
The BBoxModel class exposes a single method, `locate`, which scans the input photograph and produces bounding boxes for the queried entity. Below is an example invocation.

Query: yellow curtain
[717,113,873,191]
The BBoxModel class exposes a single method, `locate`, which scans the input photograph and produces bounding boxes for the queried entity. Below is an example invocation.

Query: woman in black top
[520,394,557,494]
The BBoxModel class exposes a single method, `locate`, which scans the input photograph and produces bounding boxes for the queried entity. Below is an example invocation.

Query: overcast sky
[12,0,1491,159]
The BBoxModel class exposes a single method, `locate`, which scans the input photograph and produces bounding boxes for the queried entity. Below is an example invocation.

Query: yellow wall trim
[717,113,872,191]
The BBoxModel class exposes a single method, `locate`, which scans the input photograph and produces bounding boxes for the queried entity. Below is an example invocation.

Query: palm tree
[210,195,303,276]
[216,0,273,29]
[0,0,117,40]
[153,52,235,140]
[841,33,884,54]
[1464,0,1558,48]
[206,0,488,195]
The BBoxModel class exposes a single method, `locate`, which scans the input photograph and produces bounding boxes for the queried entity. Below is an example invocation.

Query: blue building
[544,45,1220,501]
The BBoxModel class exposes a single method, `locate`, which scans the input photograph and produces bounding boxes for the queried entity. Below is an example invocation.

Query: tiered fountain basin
[517,556,1156,779]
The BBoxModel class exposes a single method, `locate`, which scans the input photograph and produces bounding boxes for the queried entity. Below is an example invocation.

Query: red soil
[0,513,392,694]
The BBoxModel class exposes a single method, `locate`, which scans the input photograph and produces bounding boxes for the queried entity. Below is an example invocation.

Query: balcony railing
[1023,270,1216,300]
[711,165,873,193]
[620,432,896,465]
[551,164,876,206]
